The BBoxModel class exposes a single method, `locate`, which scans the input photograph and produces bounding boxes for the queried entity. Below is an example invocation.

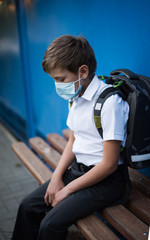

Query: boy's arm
[44,130,75,206]
[53,129,75,178]
[52,140,121,207]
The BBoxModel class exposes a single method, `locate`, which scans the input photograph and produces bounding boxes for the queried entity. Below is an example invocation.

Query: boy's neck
[79,74,94,97]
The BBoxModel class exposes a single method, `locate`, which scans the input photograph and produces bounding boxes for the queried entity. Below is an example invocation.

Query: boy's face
[49,68,80,91]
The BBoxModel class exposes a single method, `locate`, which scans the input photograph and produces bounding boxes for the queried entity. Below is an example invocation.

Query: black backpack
[94,69,150,169]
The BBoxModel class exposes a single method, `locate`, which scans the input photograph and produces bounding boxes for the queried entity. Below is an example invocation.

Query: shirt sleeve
[101,94,129,145]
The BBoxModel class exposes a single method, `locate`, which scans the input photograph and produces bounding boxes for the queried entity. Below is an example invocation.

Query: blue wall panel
[0,5,25,115]
[0,3,27,139]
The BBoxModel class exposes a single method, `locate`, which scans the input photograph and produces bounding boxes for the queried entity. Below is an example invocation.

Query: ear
[80,65,89,79]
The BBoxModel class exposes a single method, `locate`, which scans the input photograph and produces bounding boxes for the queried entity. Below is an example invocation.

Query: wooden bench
[12,129,150,240]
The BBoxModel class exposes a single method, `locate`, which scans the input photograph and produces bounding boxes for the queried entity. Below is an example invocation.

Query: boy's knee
[39,214,66,234]
[38,218,67,240]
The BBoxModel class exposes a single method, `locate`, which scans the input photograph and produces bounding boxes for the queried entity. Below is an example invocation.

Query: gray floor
[0,123,39,240]
[0,123,85,240]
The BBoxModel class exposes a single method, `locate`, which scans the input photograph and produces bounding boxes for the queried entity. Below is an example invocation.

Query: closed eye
[55,78,65,82]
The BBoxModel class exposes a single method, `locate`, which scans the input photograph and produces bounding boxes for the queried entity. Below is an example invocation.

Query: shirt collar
[81,75,101,101]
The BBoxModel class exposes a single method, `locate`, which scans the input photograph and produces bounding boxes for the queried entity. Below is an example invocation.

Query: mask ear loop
[79,67,81,85]
[77,67,82,93]
[74,67,82,84]
[70,68,82,100]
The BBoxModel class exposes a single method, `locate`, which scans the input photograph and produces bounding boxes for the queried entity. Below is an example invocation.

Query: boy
[12,35,129,240]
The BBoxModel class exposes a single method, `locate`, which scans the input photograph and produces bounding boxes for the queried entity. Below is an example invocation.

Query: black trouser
[12,160,127,240]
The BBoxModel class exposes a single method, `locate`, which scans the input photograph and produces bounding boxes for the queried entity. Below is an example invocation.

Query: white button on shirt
[67,75,129,166]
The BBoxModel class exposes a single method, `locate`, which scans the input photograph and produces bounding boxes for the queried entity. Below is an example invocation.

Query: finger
[52,192,60,207]
[44,192,49,206]
[48,193,52,205]
[50,193,55,205]
[45,192,54,206]
[44,193,48,205]
[51,197,56,207]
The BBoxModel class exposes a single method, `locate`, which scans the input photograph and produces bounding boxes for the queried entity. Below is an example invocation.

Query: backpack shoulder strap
[94,86,125,138]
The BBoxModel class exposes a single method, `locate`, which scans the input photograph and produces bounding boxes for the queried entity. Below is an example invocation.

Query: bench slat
[12,142,51,184]
[62,128,70,140]
[29,137,60,169]
[76,214,119,240]
[128,168,150,198]
[101,205,149,240]
[47,133,67,154]
[47,133,67,153]
[126,188,150,225]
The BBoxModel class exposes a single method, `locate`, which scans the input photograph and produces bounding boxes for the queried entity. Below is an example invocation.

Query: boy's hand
[51,186,70,207]
[44,176,65,206]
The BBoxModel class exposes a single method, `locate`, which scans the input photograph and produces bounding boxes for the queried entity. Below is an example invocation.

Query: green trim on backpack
[98,75,105,80]
[69,101,73,108]
[113,80,123,88]
[94,115,102,129]
[120,146,124,152]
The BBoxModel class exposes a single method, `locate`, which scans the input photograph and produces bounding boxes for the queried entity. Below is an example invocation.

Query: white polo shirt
[67,75,129,166]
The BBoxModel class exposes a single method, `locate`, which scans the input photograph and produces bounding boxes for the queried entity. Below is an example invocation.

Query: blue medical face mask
[55,70,82,100]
